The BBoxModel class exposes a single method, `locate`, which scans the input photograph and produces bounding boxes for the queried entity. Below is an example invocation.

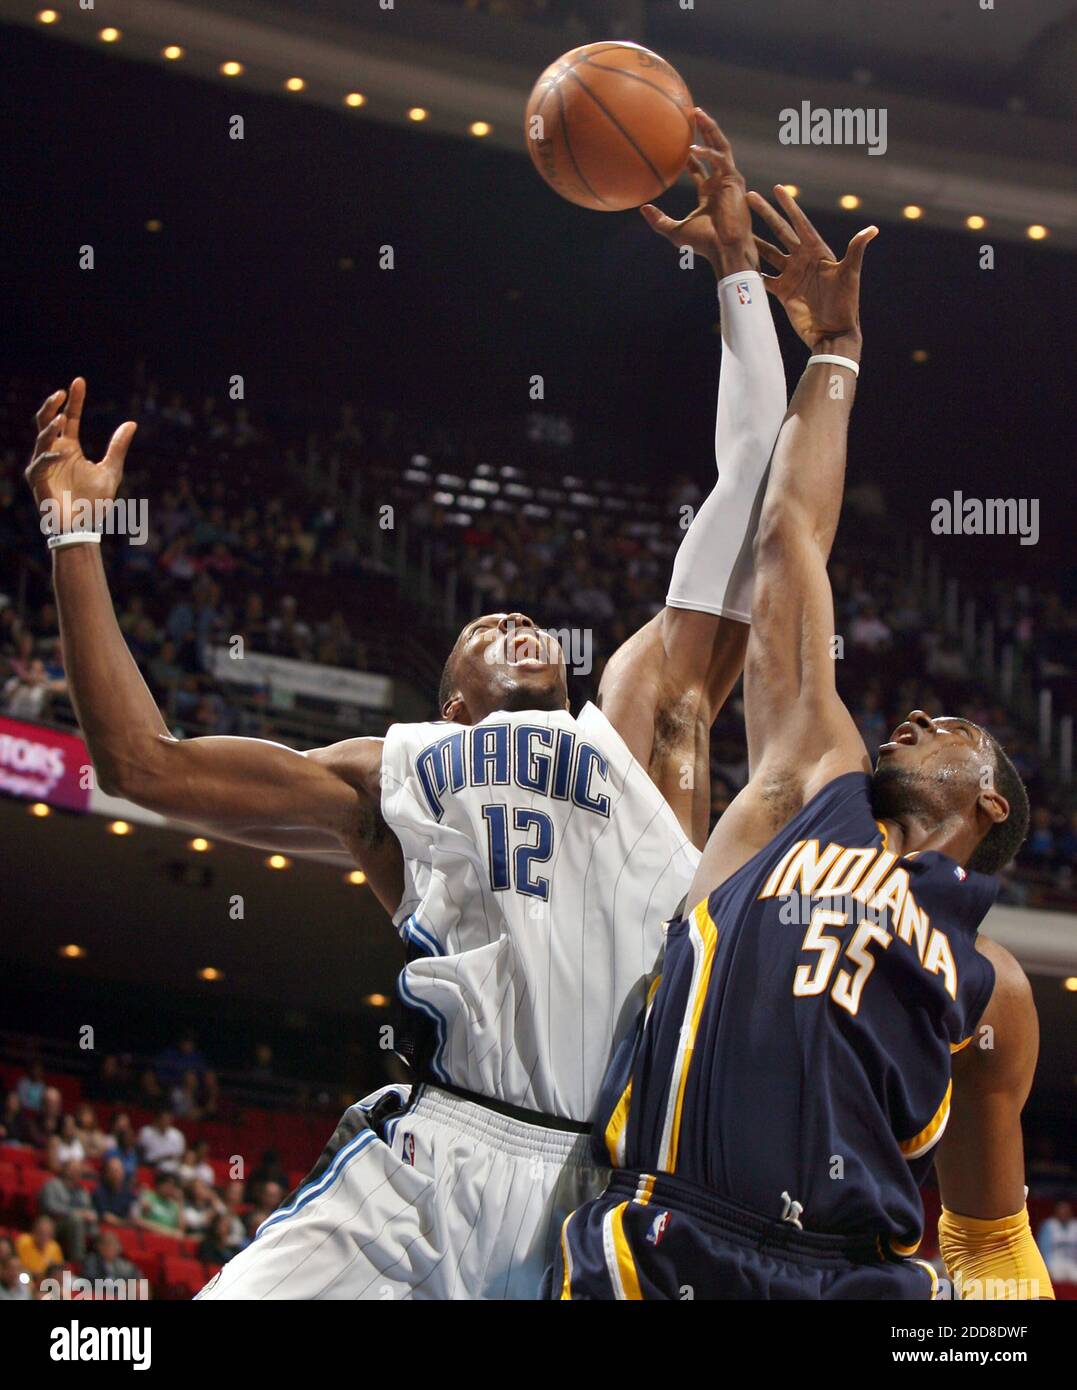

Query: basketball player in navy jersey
[549,187,1054,1300]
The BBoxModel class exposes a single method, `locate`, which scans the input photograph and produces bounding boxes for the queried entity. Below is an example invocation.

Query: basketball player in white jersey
[26,113,787,1298]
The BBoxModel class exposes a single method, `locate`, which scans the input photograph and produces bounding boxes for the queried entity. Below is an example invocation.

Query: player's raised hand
[748,186,877,348]
[25,378,136,515]
[640,107,757,274]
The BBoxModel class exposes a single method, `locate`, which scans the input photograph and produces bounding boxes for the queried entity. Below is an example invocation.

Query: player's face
[448,612,569,721]
[871,710,989,819]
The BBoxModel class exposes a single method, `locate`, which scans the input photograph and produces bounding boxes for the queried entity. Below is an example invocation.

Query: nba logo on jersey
[954,866,968,881]
[402,1133,416,1166]
[646,1211,670,1246]
[736,281,752,305]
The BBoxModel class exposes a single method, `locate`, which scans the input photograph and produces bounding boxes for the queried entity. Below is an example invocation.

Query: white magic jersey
[380,702,701,1123]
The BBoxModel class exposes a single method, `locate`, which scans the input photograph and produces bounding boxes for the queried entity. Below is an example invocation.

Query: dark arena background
[1,0,1075,1350]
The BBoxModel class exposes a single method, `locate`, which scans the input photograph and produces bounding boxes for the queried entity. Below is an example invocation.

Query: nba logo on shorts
[735,281,752,305]
[646,1211,670,1246]
[402,1133,416,1165]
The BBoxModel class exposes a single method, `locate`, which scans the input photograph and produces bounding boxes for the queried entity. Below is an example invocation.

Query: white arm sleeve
[665,270,787,623]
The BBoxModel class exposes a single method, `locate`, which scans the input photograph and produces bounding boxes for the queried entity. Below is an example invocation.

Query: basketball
[524,41,694,212]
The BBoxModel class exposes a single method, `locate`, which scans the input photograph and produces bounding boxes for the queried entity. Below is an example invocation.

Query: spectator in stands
[170,1068,205,1121]
[848,604,893,652]
[1025,807,1056,867]
[1038,1200,1077,1283]
[248,1149,289,1205]
[221,1181,248,1249]
[15,1060,46,1112]
[104,1113,140,1181]
[0,1253,31,1302]
[138,1107,185,1172]
[82,1229,143,1289]
[139,1172,185,1237]
[183,1177,225,1236]
[55,1112,86,1167]
[93,1155,138,1226]
[198,1212,240,1267]
[1,1090,43,1147]
[74,1102,109,1159]
[38,1087,64,1144]
[38,1158,97,1262]
[87,1053,136,1104]
[15,1216,63,1277]
[178,1140,215,1189]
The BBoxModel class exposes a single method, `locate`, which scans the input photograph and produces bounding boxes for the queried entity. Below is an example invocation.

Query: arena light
[108,820,132,836]
[344,92,366,108]
[98,27,121,44]
[839,194,861,210]
[220,61,244,77]
[965,215,986,230]
[162,45,185,61]
[363,993,390,1007]
[266,853,290,870]
[29,801,51,818]
[1063,976,1077,993]
[284,77,306,92]
[1026,224,1049,241]
[189,837,212,853]
[36,8,59,23]
[198,967,224,982]
[780,183,799,197]
[911,349,930,363]
[145,218,163,232]
[407,107,428,122]
[59,944,86,960]
[346,869,367,885]
[902,205,923,220]
[469,121,492,137]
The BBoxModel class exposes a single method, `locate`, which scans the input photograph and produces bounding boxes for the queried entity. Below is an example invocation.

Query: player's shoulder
[954,936,1037,1091]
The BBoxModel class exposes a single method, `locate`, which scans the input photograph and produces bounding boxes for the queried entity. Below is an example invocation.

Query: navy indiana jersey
[594,771,998,1252]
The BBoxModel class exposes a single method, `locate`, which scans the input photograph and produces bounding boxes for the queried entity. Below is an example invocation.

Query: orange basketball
[524,41,693,212]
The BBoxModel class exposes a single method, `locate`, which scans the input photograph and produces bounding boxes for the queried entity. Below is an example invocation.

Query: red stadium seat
[111,1225,144,1260]
[161,1256,205,1299]
[0,1145,38,1170]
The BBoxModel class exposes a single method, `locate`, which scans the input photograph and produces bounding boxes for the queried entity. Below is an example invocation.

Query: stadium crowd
[0,373,1074,908]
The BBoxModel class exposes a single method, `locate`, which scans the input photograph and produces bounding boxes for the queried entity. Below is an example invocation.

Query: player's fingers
[772,184,819,243]
[35,388,66,434]
[686,151,707,183]
[843,225,879,272]
[103,421,137,478]
[33,414,65,460]
[691,143,734,177]
[746,191,800,248]
[693,109,733,157]
[753,234,786,271]
[639,204,677,240]
[63,377,86,441]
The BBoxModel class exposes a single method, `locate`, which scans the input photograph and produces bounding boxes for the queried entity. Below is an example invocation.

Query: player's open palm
[25,378,136,516]
[748,186,877,348]
[641,108,756,271]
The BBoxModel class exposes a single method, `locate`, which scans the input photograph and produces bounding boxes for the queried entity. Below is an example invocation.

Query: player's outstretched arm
[934,938,1054,1299]
[679,193,877,893]
[598,111,781,846]
[26,381,401,908]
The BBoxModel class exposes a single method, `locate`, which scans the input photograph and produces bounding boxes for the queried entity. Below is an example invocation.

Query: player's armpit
[597,609,748,846]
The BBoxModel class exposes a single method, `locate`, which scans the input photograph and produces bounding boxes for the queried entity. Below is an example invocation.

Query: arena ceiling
[3,0,1074,246]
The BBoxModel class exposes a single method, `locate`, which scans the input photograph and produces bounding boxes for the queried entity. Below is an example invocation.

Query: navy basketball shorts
[545,1170,939,1300]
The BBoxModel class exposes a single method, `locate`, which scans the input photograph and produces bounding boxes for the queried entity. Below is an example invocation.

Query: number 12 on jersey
[482,805,554,900]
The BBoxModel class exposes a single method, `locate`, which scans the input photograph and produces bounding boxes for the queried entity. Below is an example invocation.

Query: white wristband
[807,353,860,377]
[46,531,103,551]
